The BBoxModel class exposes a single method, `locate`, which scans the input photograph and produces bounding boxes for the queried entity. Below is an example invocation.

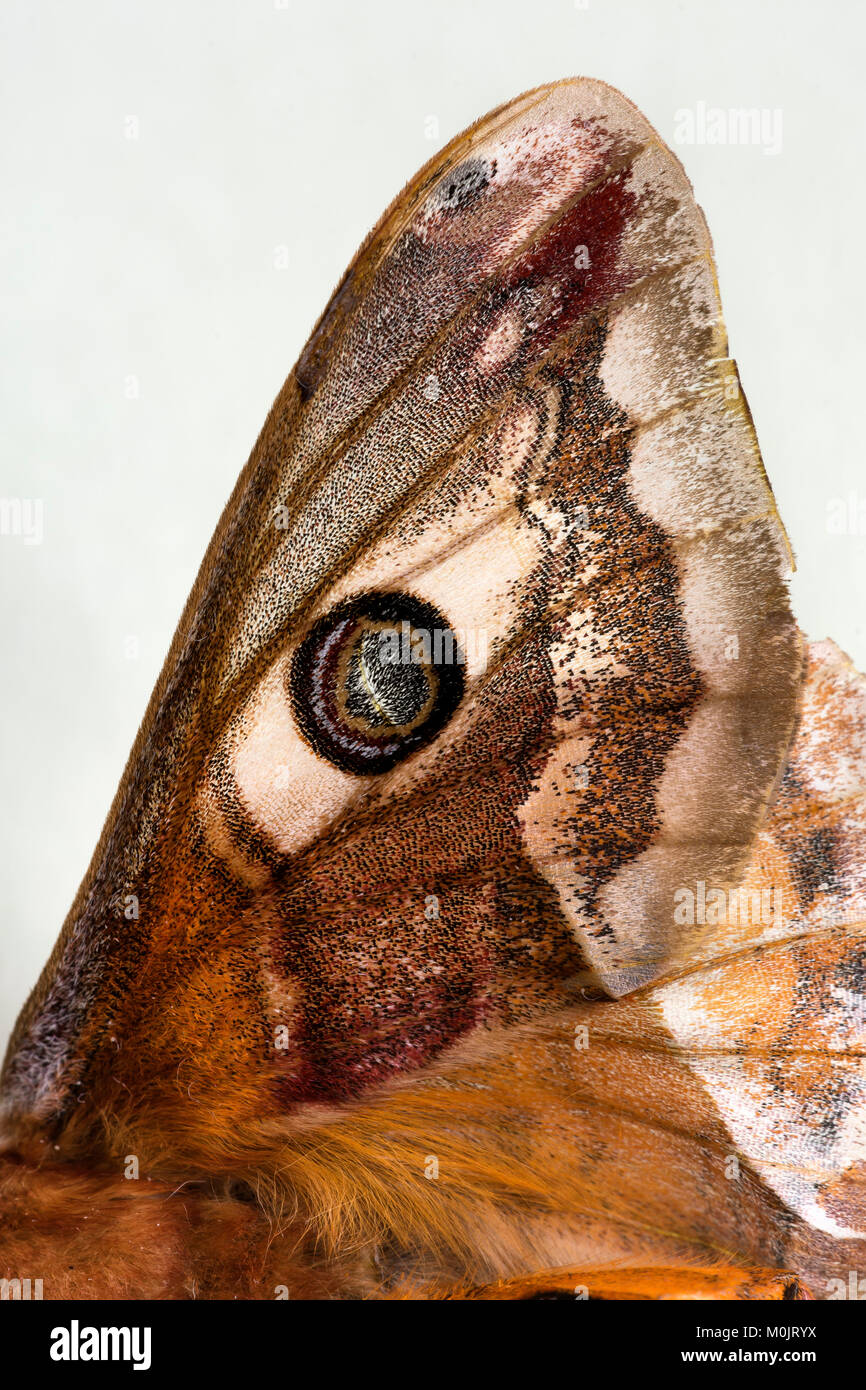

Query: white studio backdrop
[1,0,864,1049]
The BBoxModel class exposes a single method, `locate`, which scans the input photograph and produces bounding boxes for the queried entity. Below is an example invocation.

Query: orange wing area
[445,1266,812,1300]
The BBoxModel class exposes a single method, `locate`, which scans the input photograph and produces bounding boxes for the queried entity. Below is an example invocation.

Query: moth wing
[655,640,866,1287]
[3,79,803,1138]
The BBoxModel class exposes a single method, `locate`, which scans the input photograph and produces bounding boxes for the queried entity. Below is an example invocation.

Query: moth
[1,78,864,1301]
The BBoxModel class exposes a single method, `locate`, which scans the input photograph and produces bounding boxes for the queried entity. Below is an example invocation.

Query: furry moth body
[1,79,863,1301]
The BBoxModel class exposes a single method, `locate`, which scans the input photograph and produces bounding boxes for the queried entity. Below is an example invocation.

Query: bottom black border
[3,1296,850,1376]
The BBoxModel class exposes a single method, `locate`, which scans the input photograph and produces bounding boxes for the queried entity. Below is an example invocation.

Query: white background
[2,0,864,1049]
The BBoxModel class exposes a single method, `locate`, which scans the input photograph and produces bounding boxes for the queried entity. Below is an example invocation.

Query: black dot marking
[435,157,496,212]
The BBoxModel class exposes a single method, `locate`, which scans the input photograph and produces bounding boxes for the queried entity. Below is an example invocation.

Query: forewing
[2,80,801,1154]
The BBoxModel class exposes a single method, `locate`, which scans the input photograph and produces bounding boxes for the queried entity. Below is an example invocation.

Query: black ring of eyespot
[288,591,465,775]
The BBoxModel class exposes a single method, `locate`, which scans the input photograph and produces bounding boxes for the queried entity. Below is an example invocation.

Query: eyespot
[289,592,465,775]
